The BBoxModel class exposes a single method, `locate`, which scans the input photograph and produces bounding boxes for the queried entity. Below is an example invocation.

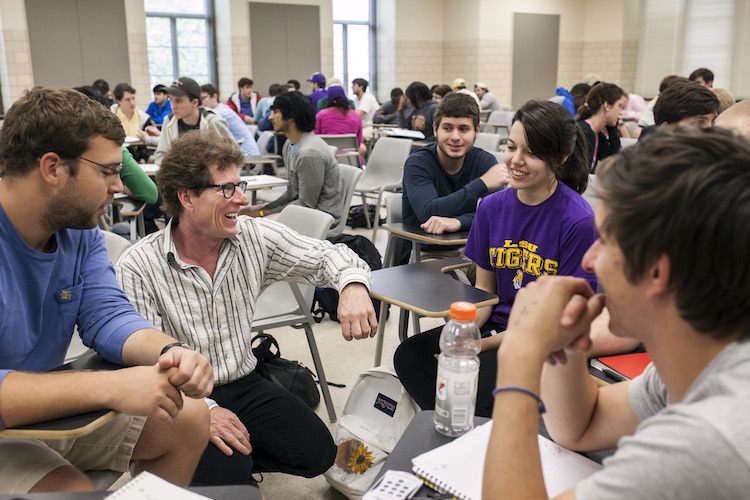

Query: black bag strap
[251,333,281,362]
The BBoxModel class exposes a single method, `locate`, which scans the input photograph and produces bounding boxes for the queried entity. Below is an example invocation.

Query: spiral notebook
[104,471,209,500]
[411,421,602,500]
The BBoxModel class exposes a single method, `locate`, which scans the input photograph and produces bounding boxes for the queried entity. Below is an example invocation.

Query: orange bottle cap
[450,301,476,321]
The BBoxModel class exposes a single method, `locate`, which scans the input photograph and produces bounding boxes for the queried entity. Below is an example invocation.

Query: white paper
[411,421,602,500]
[104,471,210,500]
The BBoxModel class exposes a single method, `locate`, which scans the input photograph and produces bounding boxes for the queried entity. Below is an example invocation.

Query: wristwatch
[160,342,192,356]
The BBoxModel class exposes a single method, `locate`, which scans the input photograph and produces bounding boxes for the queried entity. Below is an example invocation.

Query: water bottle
[434,301,481,437]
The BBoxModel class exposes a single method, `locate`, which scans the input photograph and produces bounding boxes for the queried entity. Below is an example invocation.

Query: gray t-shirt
[577,338,750,499]
[480,91,502,112]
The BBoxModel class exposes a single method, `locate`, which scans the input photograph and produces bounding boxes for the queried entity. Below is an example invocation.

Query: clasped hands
[503,276,606,366]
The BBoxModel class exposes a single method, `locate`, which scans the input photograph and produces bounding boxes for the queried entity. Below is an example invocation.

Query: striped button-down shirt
[116,217,371,384]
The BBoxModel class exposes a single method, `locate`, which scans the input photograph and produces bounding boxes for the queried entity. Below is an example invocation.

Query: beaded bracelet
[492,386,546,414]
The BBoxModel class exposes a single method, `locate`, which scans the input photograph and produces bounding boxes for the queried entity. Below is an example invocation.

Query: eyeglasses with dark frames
[197,181,248,199]
[75,156,123,176]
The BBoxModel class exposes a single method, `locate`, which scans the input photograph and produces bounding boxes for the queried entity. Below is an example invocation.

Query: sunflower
[347,442,375,474]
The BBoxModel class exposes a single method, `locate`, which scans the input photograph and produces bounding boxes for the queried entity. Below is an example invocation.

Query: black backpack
[251,333,321,409]
[311,234,389,323]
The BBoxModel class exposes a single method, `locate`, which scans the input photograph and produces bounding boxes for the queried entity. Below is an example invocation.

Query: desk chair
[582,174,598,212]
[319,133,362,167]
[329,164,364,237]
[250,206,338,422]
[475,132,501,152]
[621,137,637,148]
[354,137,413,241]
[484,110,514,141]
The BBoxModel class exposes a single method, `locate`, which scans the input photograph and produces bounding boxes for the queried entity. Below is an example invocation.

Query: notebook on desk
[411,421,602,500]
[590,352,651,381]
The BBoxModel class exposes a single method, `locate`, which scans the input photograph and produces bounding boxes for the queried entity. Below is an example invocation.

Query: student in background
[712,87,736,114]
[689,67,714,88]
[314,85,363,150]
[432,84,452,102]
[227,77,261,124]
[637,81,719,141]
[92,78,114,107]
[569,83,591,116]
[484,127,750,499]
[576,82,626,172]
[146,84,172,125]
[398,81,438,142]
[155,77,233,165]
[112,82,160,161]
[200,83,260,157]
[474,82,502,112]
[396,100,601,417]
[373,87,403,125]
[352,77,379,153]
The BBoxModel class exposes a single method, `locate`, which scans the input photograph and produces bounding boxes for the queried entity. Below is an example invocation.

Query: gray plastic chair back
[357,137,412,192]
[384,193,403,224]
[475,132,501,152]
[256,130,274,153]
[329,164,364,237]
[582,174,598,213]
[255,206,333,318]
[486,110,515,138]
[319,134,358,151]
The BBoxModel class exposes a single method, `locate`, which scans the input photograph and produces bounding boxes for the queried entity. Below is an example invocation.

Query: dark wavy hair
[596,126,750,339]
[434,92,480,128]
[513,100,590,194]
[270,91,316,132]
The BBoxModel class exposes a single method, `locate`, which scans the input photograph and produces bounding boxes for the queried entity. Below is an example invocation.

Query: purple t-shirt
[463,182,598,329]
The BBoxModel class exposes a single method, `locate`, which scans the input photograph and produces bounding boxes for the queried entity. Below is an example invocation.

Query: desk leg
[129,218,136,241]
[373,298,390,366]
[382,233,398,268]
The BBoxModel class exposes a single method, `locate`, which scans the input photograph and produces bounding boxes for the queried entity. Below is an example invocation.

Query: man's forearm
[540,352,600,449]
[121,328,183,366]
[483,339,549,499]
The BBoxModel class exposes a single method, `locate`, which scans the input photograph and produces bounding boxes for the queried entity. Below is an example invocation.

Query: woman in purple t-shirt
[395,100,597,416]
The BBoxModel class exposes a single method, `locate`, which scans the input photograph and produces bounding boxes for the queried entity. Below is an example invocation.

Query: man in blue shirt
[0,87,213,494]
[200,83,260,156]
[145,84,172,125]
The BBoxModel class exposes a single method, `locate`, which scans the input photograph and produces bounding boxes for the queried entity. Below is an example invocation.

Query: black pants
[191,371,336,486]
[393,322,502,418]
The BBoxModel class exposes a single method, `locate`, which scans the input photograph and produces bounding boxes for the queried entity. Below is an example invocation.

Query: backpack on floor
[347,204,386,229]
[311,234,389,323]
[323,366,419,499]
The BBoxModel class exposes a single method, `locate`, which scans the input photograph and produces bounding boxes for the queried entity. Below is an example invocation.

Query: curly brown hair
[156,129,245,222]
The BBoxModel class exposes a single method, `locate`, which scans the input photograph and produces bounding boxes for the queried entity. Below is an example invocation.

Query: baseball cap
[307,72,326,85]
[452,78,467,88]
[327,85,347,103]
[167,77,201,101]
[474,82,487,90]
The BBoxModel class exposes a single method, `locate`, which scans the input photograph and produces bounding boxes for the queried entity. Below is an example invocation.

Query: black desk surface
[0,485,260,500]
[370,262,498,317]
[382,223,470,246]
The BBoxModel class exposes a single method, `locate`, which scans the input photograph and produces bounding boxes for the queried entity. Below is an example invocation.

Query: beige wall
[0,0,32,110]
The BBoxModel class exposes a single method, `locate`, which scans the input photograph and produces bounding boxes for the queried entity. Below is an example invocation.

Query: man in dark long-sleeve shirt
[402,93,509,235]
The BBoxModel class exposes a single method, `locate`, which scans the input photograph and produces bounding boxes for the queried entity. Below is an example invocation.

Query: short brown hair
[596,127,750,339]
[157,129,245,222]
[434,92,480,128]
[0,87,125,177]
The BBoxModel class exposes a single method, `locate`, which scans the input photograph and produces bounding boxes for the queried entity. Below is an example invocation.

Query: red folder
[591,352,652,381]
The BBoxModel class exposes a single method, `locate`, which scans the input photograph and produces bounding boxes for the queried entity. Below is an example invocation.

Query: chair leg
[370,190,385,242]
[361,193,372,229]
[373,298,390,366]
[303,324,337,423]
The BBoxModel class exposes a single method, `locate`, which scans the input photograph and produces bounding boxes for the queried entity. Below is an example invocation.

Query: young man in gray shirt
[482,126,750,499]
[245,91,344,227]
